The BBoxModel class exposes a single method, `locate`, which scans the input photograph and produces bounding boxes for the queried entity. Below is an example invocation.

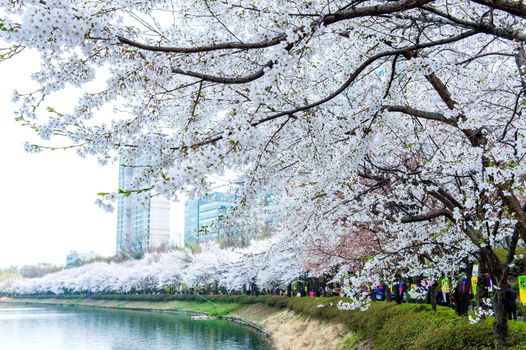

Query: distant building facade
[116,162,171,256]
[184,192,236,245]
[66,250,99,268]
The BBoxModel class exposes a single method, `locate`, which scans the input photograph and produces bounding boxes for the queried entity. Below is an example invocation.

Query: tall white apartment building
[116,162,170,256]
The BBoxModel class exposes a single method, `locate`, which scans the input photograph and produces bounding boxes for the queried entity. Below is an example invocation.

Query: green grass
[166,300,243,316]
[342,333,365,349]
[284,299,526,350]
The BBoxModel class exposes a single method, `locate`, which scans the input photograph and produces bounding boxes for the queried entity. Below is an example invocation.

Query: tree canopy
[2,1,526,347]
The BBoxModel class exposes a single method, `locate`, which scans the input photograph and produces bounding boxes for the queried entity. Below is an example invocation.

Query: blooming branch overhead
[2,0,526,346]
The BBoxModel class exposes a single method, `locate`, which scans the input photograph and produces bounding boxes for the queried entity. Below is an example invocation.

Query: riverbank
[0,296,353,350]
[4,295,526,349]
[1,296,243,316]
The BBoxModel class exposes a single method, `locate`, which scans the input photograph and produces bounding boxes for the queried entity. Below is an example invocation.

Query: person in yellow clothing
[519,276,526,305]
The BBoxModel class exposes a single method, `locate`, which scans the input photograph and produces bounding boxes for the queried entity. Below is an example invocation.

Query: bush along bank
[10,294,526,350]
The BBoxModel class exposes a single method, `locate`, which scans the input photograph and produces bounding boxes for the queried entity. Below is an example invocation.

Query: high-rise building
[184,192,236,245]
[116,163,170,256]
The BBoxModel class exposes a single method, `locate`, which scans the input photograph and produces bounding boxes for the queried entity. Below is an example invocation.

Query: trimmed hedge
[16,294,526,349]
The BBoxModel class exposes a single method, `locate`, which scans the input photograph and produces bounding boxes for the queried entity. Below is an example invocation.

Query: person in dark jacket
[504,283,518,321]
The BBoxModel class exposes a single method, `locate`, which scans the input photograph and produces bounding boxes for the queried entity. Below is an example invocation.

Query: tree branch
[400,208,454,223]
[171,61,272,84]
[472,0,526,19]
[384,105,458,126]
[323,0,433,25]
[252,30,477,126]
[384,105,487,146]
[118,0,433,54]
[422,5,526,41]
[117,34,286,53]
[425,73,457,110]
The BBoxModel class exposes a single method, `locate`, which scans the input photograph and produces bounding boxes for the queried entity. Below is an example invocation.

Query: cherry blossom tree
[2,0,526,347]
[5,241,269,295]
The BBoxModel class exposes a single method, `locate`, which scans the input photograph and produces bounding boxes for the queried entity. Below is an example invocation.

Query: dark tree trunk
[480,247,508,350]
[476,263,487,309]
[313,278,320,296]
[494,286,508,350]
[490,211,522,348]
[453,281,462,316]
[429,282,438,312]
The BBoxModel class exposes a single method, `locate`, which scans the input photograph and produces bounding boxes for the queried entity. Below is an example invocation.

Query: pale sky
[0,50,184,268]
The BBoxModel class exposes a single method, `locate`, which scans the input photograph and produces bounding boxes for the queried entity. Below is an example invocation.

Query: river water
[0,303,271,350]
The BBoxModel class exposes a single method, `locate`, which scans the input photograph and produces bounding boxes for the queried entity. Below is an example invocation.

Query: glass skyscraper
[184,192,236,245]
[116,162,170,256]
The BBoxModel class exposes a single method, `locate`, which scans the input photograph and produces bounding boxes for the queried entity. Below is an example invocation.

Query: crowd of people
[242,276,522,321]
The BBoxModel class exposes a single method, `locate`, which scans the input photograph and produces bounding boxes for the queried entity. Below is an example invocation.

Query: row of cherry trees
[2,0,526,348]
[2,239,306,296]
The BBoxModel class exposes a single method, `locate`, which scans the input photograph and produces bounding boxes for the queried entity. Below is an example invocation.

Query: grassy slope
[281,297,526,350]
[229,303,350,350]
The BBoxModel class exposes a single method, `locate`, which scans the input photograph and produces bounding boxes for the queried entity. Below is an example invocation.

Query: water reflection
[0,303,270,350]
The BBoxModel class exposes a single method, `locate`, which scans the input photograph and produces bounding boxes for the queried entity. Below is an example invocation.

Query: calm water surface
[0,303,271,350]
